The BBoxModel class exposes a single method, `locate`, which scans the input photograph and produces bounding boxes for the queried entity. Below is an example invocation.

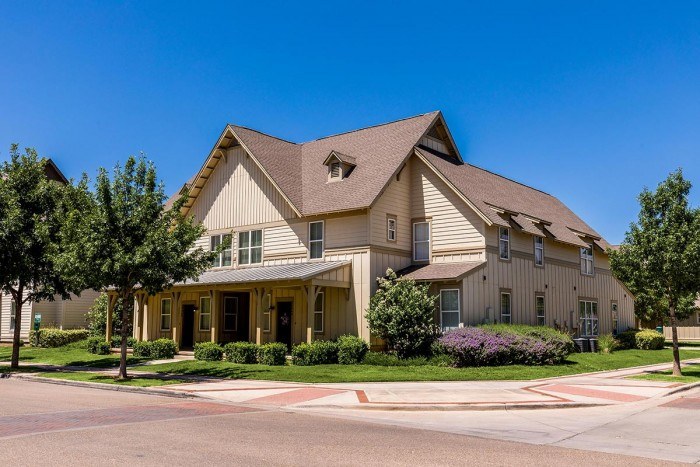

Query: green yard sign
[33,313,42,331]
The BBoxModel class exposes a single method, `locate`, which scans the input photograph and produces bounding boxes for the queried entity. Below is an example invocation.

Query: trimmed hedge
[29,328,90,348]
[257,342,287,365]
[194,342,224,361]
[635,330,665,350]
[86,336,111,355]
[616,329,640,350]
[337,335,369,365]
[439,325,575,367]
[110,336,137,349]
[224,342,259,364]
[132,339,178,359]
[292,340,339,366]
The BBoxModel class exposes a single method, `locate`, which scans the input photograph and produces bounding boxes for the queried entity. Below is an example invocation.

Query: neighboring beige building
[0,160,100,342]
[118,111,635,349]
[662,301,700,341]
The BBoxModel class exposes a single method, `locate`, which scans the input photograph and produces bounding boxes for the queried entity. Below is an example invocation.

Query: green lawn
[0,342,147,368]
[631,364,700,383]
[137,349,700,383]
[33,371,188,387]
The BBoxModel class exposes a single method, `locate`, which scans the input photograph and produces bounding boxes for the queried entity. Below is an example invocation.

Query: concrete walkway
[158,359,700,411]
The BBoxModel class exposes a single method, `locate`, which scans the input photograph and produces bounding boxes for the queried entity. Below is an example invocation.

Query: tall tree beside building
[0,145,85,368]
[57,155,214,379]
[610,169,700,376]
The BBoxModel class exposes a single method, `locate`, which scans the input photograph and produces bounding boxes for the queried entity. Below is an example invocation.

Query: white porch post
[210,289,218,343]
[254,287,268,345]
[171,291,181,346]
[135,293,146,340]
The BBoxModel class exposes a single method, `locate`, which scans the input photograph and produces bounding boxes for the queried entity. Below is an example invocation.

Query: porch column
[106,294,116,342]
[304,285,319,343]
[171,291,181,346]
[254,287,268,345]
[135,293,146,340]
[210,289,218,343]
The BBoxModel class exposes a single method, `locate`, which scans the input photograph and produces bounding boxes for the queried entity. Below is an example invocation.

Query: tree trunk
[10,287,24,369]
[669,304,682,377]
[118,291,134,379]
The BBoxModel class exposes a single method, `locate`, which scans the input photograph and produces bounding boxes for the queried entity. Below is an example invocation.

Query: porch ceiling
[175,260,352,288]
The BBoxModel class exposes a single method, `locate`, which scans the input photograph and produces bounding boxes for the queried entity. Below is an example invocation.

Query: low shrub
[86,336,111,355]
[110,336,137,349]
[291,340,339,365]
[257,342,287,365]
[224,342,259,364]
[132,339,178,359]
[29,328,90,348]
[597,334,617,354]
[336,335,369,365]
[635,329,665,350]
[439,325,574,367]
[194,342,224,361]
[616,329,640,350]
[291,343,313,366]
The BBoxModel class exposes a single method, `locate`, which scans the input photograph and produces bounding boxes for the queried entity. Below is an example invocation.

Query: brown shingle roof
[397,262,486,281]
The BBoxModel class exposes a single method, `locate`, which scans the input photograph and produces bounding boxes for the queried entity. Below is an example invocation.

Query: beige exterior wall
[369,162,413,252]
[663,312,700,341]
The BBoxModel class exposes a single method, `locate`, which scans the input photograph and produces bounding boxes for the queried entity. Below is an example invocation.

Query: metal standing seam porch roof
[175,261,351,287]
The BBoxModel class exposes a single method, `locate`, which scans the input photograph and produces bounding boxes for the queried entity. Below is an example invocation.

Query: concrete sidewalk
[158,359,700,411]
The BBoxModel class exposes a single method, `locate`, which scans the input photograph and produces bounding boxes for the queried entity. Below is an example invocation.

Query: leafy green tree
[366,269,440,358]
[0,145,84,368]
[85,292,131,337]
[610,169,700,376]
[57,155,214,379]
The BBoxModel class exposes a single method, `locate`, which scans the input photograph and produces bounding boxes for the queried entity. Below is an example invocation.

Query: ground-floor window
[579,300,599,336]
[440,289,460,331]
[160,298,172,331]
[224,296,238,331]
[536,295,545,326]
[199,296,211,331]
[314,292,324,333]
[9,301,16,330]
[263,294,271,332]
[500,292,511,324]
[611,302,619,335]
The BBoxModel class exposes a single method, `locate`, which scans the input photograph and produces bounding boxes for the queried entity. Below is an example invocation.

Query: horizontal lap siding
[60,291,101,329]
[0,291,33,341]
[326,215,368,249]
[264,224,306,258]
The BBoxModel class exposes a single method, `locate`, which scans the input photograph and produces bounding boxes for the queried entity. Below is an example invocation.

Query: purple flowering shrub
[438,326,574,367]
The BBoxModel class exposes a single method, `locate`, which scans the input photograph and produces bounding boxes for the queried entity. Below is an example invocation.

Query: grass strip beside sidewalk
[33,371,189,387]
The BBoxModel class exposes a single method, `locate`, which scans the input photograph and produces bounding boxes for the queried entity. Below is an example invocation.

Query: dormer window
[324,151,356,182]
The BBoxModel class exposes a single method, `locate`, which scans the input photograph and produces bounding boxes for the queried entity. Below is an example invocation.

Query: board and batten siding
[190,145,297,232]
[409,156,486,259]
[369,161,412,252]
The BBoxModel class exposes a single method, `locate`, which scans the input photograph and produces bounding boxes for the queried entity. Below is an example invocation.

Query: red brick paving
[245,388,344,406]
[0,402,258,439]
[660,397,700,410]
[541,384,648,402]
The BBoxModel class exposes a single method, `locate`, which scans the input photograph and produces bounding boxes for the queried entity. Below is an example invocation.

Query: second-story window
[211,234,232,268]
[387,217,397,242]
[413,221,430,261]
[580,244,594,275]
[309,221,324,259]
[534,236,544,266]
[499,227,510,260]
[238,230,263,265]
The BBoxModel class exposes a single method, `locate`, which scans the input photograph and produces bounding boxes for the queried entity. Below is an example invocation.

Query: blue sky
[1,1,699,244]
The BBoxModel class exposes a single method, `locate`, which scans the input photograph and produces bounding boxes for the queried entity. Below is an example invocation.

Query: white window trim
[536,295,545,326]
[612,302,619,335]
[314,291,324,333]
[263,294,271,333]
[387,217,397,242]
[237,229,263,266]
[309,221,324,260]
[580,245,594,276]
[500,292,511,324]
[579,300,599,337]
[440,289,460,331]
[499,227,511,260]
[534,236,544,267]
[160,298,172,331]
[413,221,430,262]
[198,296,211,331]
[223,296,238,332]
[210,234,232,268]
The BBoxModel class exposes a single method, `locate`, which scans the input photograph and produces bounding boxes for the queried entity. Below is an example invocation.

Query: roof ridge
[229,124,299,146]
[301,111,440,144]
[464,162,553,197]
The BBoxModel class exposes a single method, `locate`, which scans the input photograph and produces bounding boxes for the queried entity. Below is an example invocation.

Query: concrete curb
[662,380,700,397]
[294,401,608,412]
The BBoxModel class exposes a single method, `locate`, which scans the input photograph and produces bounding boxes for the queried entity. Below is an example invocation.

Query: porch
[106,261,353,348]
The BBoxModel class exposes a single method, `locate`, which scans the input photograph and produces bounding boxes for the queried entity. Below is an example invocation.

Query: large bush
[224,342,259,364]
[635,329,665,350]
[337,335,369,364]
[194,342,224,361]
[257,342,287,365]
[86,336,111,355]
[30,328,90,348]
[85,293,132,338]
[439,325,574,367]
[616,329,640,350]
[111,336,137,349]
[366,269,440,358]
[132,339,178,359]
[291,340,339,366]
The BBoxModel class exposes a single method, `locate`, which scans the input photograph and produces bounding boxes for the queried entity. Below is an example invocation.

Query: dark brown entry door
[222,292,250,342]
[277,301,293,351]
[181,304,195,348]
